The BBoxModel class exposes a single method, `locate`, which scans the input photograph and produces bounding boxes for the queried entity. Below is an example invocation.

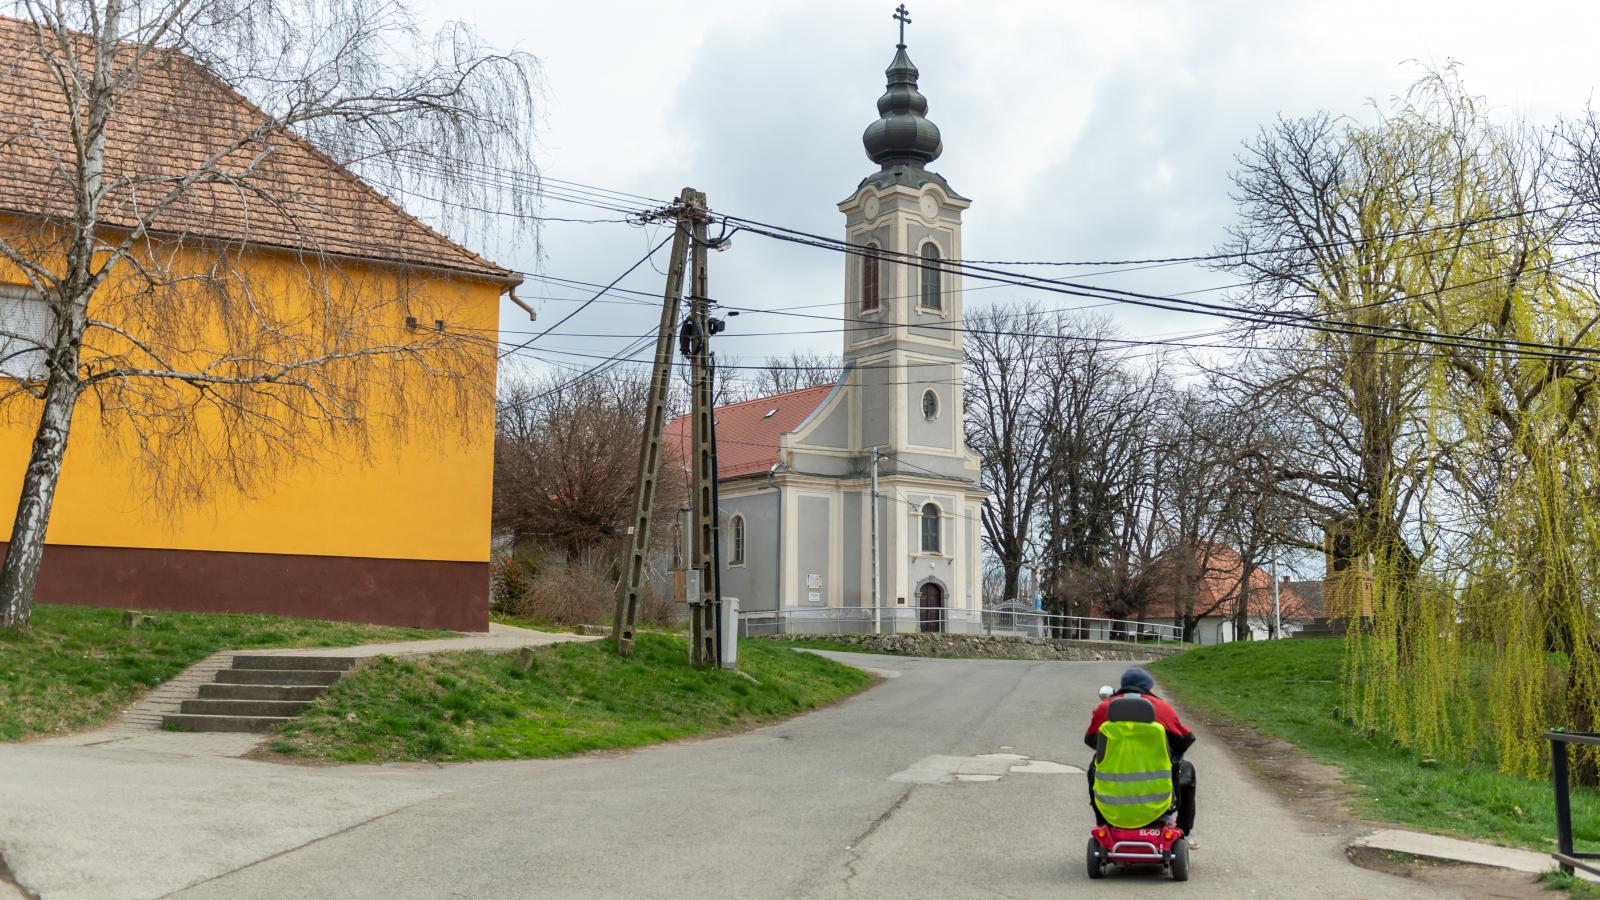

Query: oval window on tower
[922,389,939,421]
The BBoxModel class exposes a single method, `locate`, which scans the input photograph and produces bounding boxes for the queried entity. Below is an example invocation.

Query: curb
[1350,828,1599,883]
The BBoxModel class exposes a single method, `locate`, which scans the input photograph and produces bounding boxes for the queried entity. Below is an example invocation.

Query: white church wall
[858,364,894,449]
[719,489,779,613]
[840,490,863,607]
[801,393,852,449]
[786,489,840,609]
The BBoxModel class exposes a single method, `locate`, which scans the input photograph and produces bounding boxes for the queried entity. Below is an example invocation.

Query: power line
[503,246,1600,368]
[351,155,1600,353]
[730,221,1600,363]
[506,330,663,403]
[496,235,672,359]
[344,153,1600,363]
[507,238,1600,359]
[342,138,1595,273]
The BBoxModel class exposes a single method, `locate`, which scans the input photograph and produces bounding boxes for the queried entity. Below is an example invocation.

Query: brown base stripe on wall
[17,543,489,631]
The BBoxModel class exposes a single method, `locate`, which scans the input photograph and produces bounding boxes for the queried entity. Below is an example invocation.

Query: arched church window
[921,389,939,421]
[919,242,942,311]
[920,503,941,554]
[860,243,882,313]
[730,514,746,566]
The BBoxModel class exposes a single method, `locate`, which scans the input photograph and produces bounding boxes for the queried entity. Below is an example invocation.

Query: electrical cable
[729,222,1600,363]
[496,234,673,359]
[342,138,1594,273]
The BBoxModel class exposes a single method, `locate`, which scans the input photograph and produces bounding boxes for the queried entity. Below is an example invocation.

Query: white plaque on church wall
[807,591,822,604]
[807,574,822,589]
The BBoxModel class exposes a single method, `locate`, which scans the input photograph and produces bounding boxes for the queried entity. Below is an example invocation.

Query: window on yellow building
[0,285,52,380]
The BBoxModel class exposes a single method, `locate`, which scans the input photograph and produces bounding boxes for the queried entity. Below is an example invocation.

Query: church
[683,28,988,634]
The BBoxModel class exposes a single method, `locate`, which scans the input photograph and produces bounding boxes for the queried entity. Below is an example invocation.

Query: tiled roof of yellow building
[0,15,513,280]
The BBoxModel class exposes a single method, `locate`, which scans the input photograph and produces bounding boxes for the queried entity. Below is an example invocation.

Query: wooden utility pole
[612,187,699,656]
[686,204,722,667]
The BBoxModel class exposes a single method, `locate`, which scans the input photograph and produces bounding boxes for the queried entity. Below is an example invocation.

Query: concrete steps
[213,668,345,686]
[197,683,325,701]
[230,655,357,671]
[178,698,312,717]
[162,655,357,733]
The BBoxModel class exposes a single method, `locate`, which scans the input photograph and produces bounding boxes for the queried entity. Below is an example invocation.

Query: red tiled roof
[0,16,511,279]
[1138,544,1310,622]
[666,384,835,480]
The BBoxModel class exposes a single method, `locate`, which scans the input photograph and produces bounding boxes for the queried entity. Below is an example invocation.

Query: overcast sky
[412,0,1600,381]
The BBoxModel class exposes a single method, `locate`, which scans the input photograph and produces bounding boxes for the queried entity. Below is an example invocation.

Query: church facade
[691,35,987,634]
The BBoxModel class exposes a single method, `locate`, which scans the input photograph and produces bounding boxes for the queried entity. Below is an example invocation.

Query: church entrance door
[918,582,944,633]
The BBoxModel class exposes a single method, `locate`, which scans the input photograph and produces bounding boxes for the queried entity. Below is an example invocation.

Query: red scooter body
[1087,819,1190,881]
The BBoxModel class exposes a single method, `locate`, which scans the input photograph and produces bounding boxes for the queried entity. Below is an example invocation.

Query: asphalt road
[0,651,1460,899]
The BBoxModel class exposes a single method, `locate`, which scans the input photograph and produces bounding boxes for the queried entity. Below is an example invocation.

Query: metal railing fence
[736,605,1182,642]
[1547,730,1600,878]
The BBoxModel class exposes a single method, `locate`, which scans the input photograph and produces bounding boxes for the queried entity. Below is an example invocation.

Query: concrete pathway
[243,622,596,660]
[0,650,1531,899]
[33,623,595,757]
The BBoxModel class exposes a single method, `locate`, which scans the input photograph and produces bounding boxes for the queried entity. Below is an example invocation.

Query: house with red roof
[1137,543,1312,644]
[666,35,986,633]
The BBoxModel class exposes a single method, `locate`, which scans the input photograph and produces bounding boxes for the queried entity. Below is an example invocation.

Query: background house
[1138,544,1311,644]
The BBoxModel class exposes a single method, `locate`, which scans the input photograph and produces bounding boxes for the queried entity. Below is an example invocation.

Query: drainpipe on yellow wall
[505,284,537,320]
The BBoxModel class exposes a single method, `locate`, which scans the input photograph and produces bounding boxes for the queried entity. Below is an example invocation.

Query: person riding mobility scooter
[1083,668,1197,881]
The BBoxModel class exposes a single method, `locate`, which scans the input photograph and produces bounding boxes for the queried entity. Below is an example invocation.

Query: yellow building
[0,17,515,630]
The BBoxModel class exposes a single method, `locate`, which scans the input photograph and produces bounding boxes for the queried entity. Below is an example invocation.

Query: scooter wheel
[1086,837,1104,879]
[1169,838,1190,882]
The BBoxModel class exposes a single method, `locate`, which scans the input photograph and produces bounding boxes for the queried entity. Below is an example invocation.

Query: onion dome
[862,46,942,169]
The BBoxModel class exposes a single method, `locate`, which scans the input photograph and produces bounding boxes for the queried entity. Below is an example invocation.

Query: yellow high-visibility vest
[1093,719,1174,828]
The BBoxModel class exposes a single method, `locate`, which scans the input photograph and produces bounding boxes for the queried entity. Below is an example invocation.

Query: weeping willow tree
[1224,69,1600,780]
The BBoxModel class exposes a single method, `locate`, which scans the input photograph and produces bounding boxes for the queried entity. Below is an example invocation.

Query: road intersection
[1,651,1475,898]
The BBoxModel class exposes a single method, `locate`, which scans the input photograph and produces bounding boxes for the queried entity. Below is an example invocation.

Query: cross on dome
[893,4,911,49]
[862,5,941,169]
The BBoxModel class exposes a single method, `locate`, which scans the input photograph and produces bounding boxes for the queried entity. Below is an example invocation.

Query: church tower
[704,12,986,630]
[837,26,972,480]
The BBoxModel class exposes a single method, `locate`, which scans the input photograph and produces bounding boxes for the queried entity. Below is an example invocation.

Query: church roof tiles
[665,384,835,480]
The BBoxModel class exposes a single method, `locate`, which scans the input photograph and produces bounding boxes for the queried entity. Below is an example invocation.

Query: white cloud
[414,0,1600,377]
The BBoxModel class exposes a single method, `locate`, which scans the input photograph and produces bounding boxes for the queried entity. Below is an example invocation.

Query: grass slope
[1150,639,1600,853]
[0,604,452,741]
[269,632,873,762]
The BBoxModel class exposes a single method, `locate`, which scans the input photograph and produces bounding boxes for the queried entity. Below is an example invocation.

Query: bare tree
[494,371,685,561]
[0,0,539,629]
[1147,383,1294,642]
[964,301,1052,604]
[1036,316,1168,634]
[1148,391,1245,642]
[744,349,842,398]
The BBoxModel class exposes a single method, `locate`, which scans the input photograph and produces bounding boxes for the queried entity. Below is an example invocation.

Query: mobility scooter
[1085,685,1191,882]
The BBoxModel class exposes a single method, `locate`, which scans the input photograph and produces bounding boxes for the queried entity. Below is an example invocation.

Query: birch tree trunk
[0,1,111,630]
[0,370,83,629]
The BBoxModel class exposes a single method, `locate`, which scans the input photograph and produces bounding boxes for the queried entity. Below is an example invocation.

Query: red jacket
[1083,690,1196,757]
